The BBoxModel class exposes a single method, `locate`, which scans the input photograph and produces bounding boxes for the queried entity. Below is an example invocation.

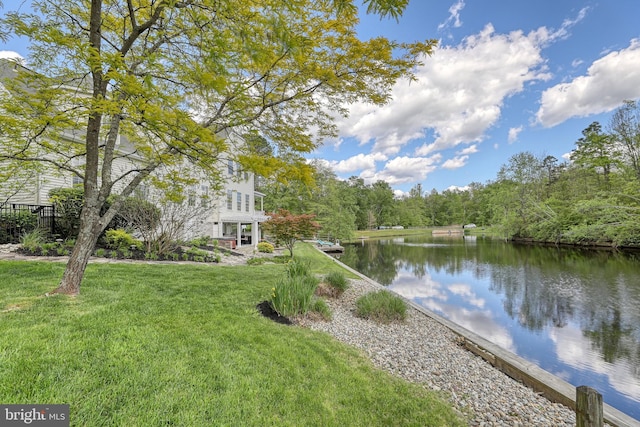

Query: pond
[336,235,640,420]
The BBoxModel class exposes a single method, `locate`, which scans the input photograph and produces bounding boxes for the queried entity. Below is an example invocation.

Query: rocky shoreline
[299,278,579,426]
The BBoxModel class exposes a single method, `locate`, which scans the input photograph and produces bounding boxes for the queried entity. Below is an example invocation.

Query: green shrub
[20,228,48,252]
[95,248,106,258]
[324,271,349,295]
[49,187,84,239]
[247,257,268,265]
[40,242,56,256]
[355,290,407,324]
[271,274,319,317]
[189,236,211,247]
[257,241,274,253]
[310,298,332,321]
[186,246,209,257]
[1,210,39,243]
[105,229,142,251]
[110,196,161,235]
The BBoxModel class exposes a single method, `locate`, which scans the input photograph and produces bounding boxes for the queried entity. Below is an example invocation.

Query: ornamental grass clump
[355,290,407,324]
[271,274,319,318]
[270,258,327,318]
[325,271,349,294]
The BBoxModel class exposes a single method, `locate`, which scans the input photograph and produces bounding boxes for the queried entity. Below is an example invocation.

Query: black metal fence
[0,203,56,244]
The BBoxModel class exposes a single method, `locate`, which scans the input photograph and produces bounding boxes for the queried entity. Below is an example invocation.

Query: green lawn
[351,228,433,240]
[0,251,464,426]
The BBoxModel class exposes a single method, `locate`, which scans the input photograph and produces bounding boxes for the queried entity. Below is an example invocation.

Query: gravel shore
[300,278,579,426]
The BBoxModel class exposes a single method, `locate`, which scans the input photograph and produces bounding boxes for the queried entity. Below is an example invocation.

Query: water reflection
[338,236,640,419]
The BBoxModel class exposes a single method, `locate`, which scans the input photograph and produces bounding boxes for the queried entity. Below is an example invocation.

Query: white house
[204,158,268,248]
[0,58,268,249]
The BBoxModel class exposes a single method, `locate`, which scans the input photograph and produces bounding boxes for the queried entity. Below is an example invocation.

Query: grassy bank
[351,227,500,241]
[0,249,464,426]
[351,228,433,240]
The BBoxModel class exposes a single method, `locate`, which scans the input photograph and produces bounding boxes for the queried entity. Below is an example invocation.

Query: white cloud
[446,185,470,192]
[323,152,388,174]
[339,23,551,159]
[457,144,478,155]
[536,38,640,127]
[508,126,523,143]
[571,58,584,68]
[438,0,465,31]
[442,155,468,169]
[0,51,25,63]
[364,155,441,185]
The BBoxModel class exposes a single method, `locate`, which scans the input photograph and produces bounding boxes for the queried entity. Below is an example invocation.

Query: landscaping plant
[256,241,274,253]
[355,290,408,324]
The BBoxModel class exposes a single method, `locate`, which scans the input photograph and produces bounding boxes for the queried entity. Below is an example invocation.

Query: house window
[200,185,209,208]
[244,171,249,181]
[72,175,83,186]
[227,190,233,210]
[188,190,196,207]
[228,159,234,175]
[237,191,242,210]
[245,194,250,212]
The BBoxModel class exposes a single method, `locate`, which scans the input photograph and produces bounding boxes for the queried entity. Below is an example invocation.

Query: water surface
[337,235,640,419]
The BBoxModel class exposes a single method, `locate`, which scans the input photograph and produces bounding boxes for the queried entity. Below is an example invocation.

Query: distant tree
[369,181,396,226]
[570,122,617,189]
[347,177,372,230]
[262,209,321,258]
[608,100,640,182]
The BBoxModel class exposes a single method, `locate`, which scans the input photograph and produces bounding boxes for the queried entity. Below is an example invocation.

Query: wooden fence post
[576,385,603,427]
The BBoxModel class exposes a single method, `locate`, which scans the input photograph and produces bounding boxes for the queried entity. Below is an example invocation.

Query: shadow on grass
[256,300,292,325]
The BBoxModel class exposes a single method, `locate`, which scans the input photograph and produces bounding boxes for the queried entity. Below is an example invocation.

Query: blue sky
[2,1,640,194]
[313,0,640,194]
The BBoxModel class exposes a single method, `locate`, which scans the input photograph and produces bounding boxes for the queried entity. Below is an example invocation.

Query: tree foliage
[0,0,435,294]
[262,209,321,258]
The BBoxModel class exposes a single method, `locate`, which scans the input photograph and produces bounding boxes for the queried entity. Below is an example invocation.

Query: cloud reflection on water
[550,325,640,402]
[389,272,515,352]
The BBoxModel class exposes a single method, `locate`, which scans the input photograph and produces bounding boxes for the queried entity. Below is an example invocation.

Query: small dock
[315,240,344,253]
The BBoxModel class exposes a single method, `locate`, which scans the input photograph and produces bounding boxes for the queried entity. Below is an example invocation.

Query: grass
[0,258,464,426]
[351,228,433,240]
[356,290,408,324]
[292,242,359,278]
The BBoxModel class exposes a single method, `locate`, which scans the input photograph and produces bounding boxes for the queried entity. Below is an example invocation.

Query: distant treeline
[261,101,640,249]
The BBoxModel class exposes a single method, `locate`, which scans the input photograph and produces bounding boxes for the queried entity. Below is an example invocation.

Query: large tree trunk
[51,207,103,296]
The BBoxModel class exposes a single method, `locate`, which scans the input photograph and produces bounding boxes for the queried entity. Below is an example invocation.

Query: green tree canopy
[0,0,435,294]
